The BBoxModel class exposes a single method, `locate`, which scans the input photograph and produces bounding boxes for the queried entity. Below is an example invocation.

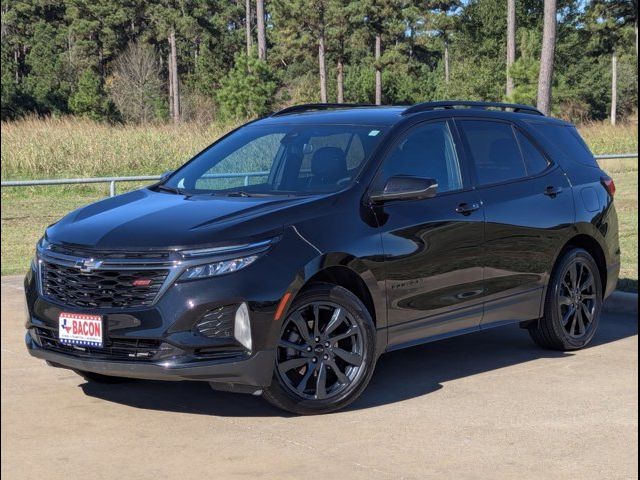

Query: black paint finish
[24,106,620,388]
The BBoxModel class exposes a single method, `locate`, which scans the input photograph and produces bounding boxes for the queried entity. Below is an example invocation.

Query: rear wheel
[262,283,376,415]
[529,248,603,350]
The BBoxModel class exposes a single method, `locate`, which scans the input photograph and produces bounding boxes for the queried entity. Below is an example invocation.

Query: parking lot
[1,275,637,480]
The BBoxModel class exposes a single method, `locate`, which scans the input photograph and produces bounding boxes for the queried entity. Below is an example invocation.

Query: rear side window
[458,120,527,185]
[515,130,550,176]
[528,123,598,168]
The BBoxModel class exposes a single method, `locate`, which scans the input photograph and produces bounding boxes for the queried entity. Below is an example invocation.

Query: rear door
[372,119,486,348]
[456,118,573,327]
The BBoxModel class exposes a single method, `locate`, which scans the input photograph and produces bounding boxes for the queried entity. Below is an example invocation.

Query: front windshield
[162,124,387,196]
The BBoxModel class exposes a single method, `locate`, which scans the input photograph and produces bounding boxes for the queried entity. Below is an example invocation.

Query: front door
[371,120,485,349]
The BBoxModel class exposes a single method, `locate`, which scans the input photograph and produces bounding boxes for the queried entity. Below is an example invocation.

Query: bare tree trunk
[444,37,450,84]
[611,50,618,126]
[14,48,19,83]
[635,19,638,58]
[506,0,516,97]
[245,0,252,56]
[256,0,266,61]
[169,29,180,123]
[168,51,173,119]
[375,32,382,105]
[337,58,344,103]
[318,32,327,103]
[537,0,557,115]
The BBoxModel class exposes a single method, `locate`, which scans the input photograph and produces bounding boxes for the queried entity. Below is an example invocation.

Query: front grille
[34,327,162,361]
[49,244,170,260]
[41,261,168,309]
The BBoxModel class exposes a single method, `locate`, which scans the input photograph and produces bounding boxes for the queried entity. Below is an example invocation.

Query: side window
[377,121,463,193]
[528,122,599,168]
[458,120,527,185]
[515,130,549,176]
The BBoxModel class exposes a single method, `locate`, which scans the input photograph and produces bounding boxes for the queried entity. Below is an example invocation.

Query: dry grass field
[1,118,637,292]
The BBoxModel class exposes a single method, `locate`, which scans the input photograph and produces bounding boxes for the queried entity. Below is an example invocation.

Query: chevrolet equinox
[24,101,620,414]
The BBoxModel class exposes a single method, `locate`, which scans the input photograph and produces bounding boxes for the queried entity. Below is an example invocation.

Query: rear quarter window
[527,122,598,168]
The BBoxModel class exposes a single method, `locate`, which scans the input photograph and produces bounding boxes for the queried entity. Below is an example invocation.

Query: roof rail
[402,101,544,116]
[271,103,376,117]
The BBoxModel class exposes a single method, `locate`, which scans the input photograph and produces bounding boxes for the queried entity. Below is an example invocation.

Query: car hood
[46,188,323,250]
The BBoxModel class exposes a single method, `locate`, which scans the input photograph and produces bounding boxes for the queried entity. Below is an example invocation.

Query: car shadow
[80,312,637,417]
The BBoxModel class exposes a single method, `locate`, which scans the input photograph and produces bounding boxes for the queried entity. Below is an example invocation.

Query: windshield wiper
[212,190,273,197]
[225,190,252,197]
[156,184,189,196]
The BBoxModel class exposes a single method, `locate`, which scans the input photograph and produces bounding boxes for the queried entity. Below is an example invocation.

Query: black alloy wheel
[263,283,376,414]
[529,248,603,351]
[276,301,364,400]
[557,259,598,339]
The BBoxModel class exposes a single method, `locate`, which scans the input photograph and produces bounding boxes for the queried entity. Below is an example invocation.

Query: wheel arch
[305,266,377,325]
[555,234,607,292]
[284,254,386,330]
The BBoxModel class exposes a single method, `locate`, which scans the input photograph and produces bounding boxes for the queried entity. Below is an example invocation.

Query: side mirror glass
[370,176,438,203]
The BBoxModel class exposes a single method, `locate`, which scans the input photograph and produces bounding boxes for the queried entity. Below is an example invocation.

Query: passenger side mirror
[369,176,438,203]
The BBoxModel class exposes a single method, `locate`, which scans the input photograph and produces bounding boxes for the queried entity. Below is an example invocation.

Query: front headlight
[179,255,258,281]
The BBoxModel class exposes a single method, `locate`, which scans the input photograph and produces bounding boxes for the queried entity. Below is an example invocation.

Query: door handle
[544,186,563,197]
[455,202,481,216]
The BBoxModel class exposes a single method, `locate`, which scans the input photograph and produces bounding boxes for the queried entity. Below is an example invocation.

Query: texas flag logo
[61,318,72,334]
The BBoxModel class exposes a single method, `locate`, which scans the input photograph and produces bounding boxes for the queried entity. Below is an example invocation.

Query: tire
[73,370,132,384]
[262,283,377,415]
[528,248,603,351]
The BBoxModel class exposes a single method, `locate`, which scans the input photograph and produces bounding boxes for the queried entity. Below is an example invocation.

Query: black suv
[24,101,620,414]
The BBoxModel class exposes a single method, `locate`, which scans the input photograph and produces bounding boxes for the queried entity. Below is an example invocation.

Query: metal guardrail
[1,172,270,197]
[0,154,636,197]
[591,153,638,160]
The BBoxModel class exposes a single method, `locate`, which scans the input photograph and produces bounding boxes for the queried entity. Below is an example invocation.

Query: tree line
[1,0,637,124]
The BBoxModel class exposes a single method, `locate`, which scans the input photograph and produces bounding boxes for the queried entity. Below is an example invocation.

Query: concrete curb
[604,291,638,316]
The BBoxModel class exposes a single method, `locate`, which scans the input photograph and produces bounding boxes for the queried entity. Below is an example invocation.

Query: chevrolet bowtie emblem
[74,258,103,273]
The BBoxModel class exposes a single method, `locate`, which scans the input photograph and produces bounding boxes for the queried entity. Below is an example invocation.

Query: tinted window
[528,123,598,168]
[378,121,463,193]
[459,120,526,185]
[515,130,550,175]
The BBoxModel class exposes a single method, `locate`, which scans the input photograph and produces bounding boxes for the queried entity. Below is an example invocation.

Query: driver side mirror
[369,176,438,203]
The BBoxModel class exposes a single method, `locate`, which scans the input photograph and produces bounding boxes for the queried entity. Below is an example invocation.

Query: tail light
[601,176,616,198]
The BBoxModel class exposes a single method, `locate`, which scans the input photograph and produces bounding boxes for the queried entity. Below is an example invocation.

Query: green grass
[599,163,638,293]
[1,118,638,293]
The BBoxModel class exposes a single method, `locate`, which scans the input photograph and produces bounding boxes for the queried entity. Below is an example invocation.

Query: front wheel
[262,283,377,415]
[529,248,603,351]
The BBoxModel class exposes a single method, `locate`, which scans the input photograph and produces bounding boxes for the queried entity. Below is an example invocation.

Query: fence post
[244,175,249,186]
[109,181,116,197]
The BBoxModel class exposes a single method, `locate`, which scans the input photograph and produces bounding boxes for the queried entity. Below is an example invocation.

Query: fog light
[234,303,252,351]
[195,306,235,338]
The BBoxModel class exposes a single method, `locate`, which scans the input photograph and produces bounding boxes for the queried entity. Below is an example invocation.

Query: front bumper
[22,229,320,390]
[26,331,275,388]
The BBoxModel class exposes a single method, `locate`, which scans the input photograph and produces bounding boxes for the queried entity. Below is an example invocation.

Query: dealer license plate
[58,312,103,348]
